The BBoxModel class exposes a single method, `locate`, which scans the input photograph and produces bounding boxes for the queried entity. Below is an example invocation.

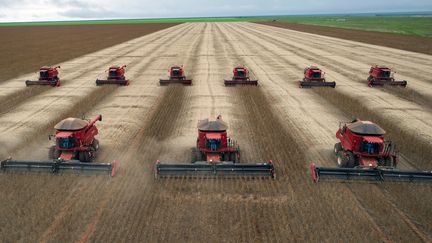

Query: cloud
[0,0,432,22]
[60,8,115,18]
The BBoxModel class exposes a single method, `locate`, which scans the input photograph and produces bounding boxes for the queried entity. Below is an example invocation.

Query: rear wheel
[334,142,342,155]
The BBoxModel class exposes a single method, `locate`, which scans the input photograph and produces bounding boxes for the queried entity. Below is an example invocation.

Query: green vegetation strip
[260,16,432,37]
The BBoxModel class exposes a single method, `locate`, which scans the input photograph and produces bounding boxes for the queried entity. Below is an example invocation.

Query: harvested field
[0,22,432,242]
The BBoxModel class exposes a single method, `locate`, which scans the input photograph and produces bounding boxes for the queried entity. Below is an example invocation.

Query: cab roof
[54,118,88,131]
[347,120,386,136]
[198,118,228,132]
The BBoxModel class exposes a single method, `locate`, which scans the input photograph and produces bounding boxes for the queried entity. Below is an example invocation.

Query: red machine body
[159,65,192,85]
[334,119,396,168]
[25,66,61,87]
[224,66,258,86]
[298,66,336,88]
[96,65,129,86]
[193,115,240,162]
[49,115,102,162]
[367,66,407,87]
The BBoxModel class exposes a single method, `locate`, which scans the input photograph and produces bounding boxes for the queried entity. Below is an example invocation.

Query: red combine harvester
[25,66,61,87]
[298,66,336,88]
[159,65,192,85]
[96,65,129,86]
[224,66,258,86]
[155,115,275,178]
[311,119,432,182]
[1,115,116,176]
[367,66,407,87]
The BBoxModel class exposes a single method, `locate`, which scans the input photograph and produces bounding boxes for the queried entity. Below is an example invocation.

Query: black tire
[91,139,99,151]
[191,149,198,163]
[384,156,395,167]
[223,153,230,162]
[197,152,203,162]
[334,142,342,155]
[346,151,356,168]
[79,151,90,162]
[232,152,239,163]
[48,146,60,160]
[336,151,347,167]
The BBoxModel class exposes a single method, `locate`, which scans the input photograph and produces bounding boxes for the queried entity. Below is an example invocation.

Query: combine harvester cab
[310,119,432,182]
[298,66,336,88]
[1,115,117,177]
[159,65,192,85]
[25,66,61,87]
[155,115,275,179]
[96,65,129,86]
[367,66,407,87]
[224,66,258,86]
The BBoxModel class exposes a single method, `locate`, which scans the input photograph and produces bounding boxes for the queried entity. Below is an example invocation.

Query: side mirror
[99,115,102,122]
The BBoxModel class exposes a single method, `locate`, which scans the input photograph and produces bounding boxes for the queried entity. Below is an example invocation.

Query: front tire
[48,146,60,160]
[337,151,347,167]
[79,151,91,162]
[91,139,99,151]
[334,142,342,155]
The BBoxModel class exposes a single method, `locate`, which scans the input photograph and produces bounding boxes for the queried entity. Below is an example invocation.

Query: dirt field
[0,22,432,242]
[0,23,178,83]
[259,21,432,55]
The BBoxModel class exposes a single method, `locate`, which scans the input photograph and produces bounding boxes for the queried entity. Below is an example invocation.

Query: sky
[0,0,431,22]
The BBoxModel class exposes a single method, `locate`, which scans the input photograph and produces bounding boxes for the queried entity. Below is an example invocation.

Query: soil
[0,22,431,242]
[0,23,178,82]
[259,21,432,55]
